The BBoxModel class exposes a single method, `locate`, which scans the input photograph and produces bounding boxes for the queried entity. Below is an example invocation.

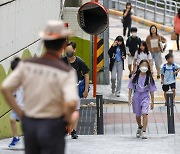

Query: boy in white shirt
[8,57,24,148]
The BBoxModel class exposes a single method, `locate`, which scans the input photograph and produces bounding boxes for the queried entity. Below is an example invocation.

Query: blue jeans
[111,61,123,93]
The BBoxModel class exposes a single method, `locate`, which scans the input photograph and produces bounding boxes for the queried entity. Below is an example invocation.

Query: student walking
[8,57,24,148]
[174,9,180,51]
[62,41,90,139]
[128,60,157,139]
[122,2,133,38]
[108,36,126,97]
[146,25,167,79]
[161,54,180,104]
[1,20,78,154]
[133,41,153,73]
[126,27,141,78]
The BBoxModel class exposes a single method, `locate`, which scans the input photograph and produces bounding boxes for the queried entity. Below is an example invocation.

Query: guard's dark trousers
[22,116,66,154]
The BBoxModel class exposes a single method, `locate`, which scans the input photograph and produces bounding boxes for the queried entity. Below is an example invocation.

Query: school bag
[163,63,177,79]
[78,79,90,98]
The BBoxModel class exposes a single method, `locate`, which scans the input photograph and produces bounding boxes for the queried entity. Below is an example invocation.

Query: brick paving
[103,104,180,135]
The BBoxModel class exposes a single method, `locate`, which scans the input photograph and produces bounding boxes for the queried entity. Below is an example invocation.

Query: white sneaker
[116,93,120,97]
[136,128,142,138]
[141,131,147,139]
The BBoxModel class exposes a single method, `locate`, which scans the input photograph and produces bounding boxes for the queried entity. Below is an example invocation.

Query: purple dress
[128,75,157,117]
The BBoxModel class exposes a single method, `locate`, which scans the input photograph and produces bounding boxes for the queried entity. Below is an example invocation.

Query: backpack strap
[172,63,176,72]
[133,82,137,93]
[163,64,167,74]
[172,63,176,79]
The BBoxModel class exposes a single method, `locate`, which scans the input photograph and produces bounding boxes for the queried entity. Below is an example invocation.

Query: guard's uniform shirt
[2,53,79,119]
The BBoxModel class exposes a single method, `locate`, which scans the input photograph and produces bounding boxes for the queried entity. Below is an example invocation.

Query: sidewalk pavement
[1,135,180,154]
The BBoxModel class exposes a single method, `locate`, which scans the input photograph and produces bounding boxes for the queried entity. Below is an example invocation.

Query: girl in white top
[133,41,153,73]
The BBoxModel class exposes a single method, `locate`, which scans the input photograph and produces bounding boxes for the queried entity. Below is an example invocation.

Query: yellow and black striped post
[97,38,104,72]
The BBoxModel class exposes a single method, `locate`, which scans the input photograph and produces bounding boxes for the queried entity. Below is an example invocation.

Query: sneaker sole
[72,137,78,139]
[141,137,147,139]
[8,141,21,148]
[136,135,140,138]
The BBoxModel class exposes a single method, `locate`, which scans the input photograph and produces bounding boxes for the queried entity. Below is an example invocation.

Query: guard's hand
[18,110,25,121]
[127,53,131,56]
[151,103,154,110]
[83,90,88,98]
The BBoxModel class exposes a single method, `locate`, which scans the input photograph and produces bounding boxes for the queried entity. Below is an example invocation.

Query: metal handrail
[109,0,180,26]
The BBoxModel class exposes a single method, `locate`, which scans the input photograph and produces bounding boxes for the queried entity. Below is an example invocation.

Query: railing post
[118,0,120,11]
[164,0,167,25]
[173,1,177,15]
[135,0,137,16]
[96,93,104,134]
[144,0,147,19]
[154,0,157,22]
[166,91,175,134]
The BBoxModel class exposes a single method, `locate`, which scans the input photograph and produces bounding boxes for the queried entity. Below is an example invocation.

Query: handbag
[121,17,124,23]
[171,32,177,40]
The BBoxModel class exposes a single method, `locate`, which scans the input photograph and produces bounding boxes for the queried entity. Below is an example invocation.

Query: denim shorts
[10,111,20,121]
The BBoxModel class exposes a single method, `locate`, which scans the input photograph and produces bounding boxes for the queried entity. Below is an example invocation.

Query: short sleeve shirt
[128,75,157,93]
[126,36,141,56]
[160,63,180,85]
[62,56,90,81]
[14,87,24,110]
[2,56,79,119]
[134,51,152,65]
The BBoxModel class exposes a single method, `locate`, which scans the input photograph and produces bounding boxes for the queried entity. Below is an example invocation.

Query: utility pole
[93,0,98,97]
[103,0,110,85]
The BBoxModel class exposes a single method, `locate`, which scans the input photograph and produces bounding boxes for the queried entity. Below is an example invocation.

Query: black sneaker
[71,130,78,139]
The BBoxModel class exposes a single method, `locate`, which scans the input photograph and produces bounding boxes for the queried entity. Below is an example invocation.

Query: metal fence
[109,0,180,26]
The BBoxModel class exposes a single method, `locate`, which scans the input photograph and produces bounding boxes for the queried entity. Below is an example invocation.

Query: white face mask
[140,66,148,73]
[131,32,137,37]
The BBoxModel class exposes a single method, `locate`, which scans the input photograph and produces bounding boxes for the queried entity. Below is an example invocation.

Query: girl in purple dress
[128,60,157,139]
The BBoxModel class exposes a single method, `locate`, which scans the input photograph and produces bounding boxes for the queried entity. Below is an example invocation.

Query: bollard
[96,93,104,134]
[166,91,175,134]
